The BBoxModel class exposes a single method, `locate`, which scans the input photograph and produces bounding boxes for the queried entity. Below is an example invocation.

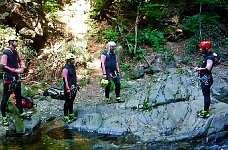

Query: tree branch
[134,8,140,55]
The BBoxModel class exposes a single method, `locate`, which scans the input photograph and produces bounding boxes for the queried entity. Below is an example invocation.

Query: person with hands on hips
[0,35,27,126]
[62,53,79,123]
[194,40,216,118]
[101,41,123,103]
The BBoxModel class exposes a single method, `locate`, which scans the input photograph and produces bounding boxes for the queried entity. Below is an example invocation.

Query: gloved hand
[76,84,80,91]
[66,88,71,94]
[103,74,107,79]
[107,76,111,80]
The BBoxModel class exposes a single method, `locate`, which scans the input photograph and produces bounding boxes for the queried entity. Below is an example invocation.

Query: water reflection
[0,120,227,150]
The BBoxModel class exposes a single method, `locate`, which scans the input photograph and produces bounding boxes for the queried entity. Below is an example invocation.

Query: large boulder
[67,67,228,143]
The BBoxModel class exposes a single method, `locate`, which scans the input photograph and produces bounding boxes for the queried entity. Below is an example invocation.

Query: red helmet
[199,40,211,49]
[22,99,27,108]
[26,101,34,109]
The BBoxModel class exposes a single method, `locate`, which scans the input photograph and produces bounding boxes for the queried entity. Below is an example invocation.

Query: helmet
[100,78,109,87]
[8,35,18,42]
[66,53,75,60]
[22,99,27,108]
[26,101,34,109]
[199,40,211,49]
[107,41,116,47]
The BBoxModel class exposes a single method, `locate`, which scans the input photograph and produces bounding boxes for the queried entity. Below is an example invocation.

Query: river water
[0,120,227,150]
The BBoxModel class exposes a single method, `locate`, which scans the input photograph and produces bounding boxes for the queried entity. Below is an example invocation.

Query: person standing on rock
[101,41,123,103]
[62,53,79,123]
[194,40,216,118]
[0,35,27,126]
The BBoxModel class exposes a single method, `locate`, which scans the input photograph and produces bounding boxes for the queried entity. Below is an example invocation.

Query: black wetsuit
[199,52,215,111]
[63,64,77,116]
[1,49,23,117]
[102,50,120,98]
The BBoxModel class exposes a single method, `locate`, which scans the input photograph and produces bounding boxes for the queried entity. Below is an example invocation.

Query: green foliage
[181,56,191,65]
[79,77,90,87]
[103,27,120,42]
[182,14,219,33]
[143,29,165,51]
[48,12,59,19]
[66,42,93,63]
[39,80,49,88]
[120,77,129,90]
[0,25,17,49]
[133,48,144,59]
[120,63,131,72]
[19,47,37,65]
[142,99,153,111]
[182,12,227,53]
[196,0,226,5]
[90,0,106,19]
[44,0,59,12]
[127,28,165,53]
[140,3,166,21]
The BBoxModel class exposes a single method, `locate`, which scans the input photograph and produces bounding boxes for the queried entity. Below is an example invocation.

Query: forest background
[0,0,227,91]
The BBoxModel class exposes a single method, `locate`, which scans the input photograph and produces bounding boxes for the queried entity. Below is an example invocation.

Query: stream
[0,119,227,150]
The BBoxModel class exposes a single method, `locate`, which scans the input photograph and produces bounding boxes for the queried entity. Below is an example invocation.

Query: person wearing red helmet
[194,40,216,118]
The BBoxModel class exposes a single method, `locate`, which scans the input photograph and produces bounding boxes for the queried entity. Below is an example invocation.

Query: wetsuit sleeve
[0,54,15,72]
[205,55,215,72]
[207,55,215,63]
[101,54,106,74]
[62,68,70,89]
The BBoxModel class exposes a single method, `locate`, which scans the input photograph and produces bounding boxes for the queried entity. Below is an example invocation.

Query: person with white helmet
[194,40,216,118]
[101,41,123,103]
[62,53,79,123]
[0,35,27,126]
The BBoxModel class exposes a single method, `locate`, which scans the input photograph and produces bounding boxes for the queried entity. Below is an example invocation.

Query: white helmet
[8,35,18,42]
[107,41,116,47]
[66,53,75,60]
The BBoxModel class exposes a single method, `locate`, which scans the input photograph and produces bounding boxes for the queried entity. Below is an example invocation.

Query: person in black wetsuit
[101,41,123,103]
[62,53,79,123]
[0,35,27,126]
[194,40,216,118]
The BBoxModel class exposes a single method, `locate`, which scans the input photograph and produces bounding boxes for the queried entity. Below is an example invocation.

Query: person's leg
[1,83,11,117]
[203,78,213,111]
[202,85,210,111]
[13,81,23,114]
[1,83,11,125]
[69,94,76,120]
[64,91,70,117]
[105,81,111,98]
[68,95,75,115]
[113,76,121,98]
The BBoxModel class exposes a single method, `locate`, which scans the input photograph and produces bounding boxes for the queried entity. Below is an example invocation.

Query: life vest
[2,48,20,77]
[103,50,117,73]
[200,52,215,77]
[63,64,77,89]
